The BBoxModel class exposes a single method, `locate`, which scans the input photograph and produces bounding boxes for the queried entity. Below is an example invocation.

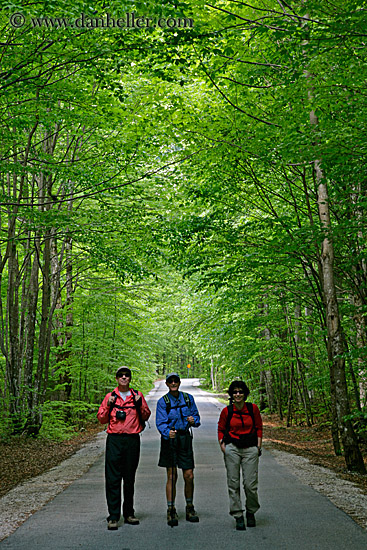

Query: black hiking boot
[124,515,140,525]
[186,505,199,522]
[235,516,246,531]
[246,511,256,527]
[167,506,178,527]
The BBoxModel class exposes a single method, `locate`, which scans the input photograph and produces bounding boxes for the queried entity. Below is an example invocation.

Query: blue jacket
[156,391,201,439]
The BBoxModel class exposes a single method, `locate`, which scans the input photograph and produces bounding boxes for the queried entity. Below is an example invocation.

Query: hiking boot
[167,506,178,527]
[235,516,246,531]
[124,515,140,525]
[246,511,256,527]
[186,505,199,523]
[107,520,118,530]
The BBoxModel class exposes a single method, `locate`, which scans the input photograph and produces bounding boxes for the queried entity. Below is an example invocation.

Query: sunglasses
[233,390,244,394]
[167,378,180,384]
[118,373,130,378]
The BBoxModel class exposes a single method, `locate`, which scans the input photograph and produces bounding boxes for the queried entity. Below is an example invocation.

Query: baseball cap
[166,372,180,382]
[116,366,132,378]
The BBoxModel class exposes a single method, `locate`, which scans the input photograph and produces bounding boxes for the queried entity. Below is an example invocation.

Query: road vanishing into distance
[1,378,367,550]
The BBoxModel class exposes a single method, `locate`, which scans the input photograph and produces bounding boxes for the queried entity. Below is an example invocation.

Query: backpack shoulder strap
[130,388,145,431]
[163,393,171,413]
[246,401,253,419]
[224,404,234,437]
[163,392,190,414]
[246,402,256,432]
[108,391,117,424]
[182,392,191,408]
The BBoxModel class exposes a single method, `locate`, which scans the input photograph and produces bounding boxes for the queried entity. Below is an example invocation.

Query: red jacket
[97,387,151,434]
[218,402,263,442]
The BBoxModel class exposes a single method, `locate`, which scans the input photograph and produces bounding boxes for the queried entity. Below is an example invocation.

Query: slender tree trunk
[294,304,313,426]
[286,359,294,427]
[7,241,21,430]
[23,249,40,419]
[352,290,367,407]
[259,370,266,411]
[315,148,365,472]
[283,303,295,426]
[62,233,73,401]
[276,369,284,420]
[210,356,216,390]
[29,230,51,435]
[350,180,367,405]
[302,7,366,467]
[259,302,276,412]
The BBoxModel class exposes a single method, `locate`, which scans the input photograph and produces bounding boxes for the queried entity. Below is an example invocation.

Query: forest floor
[263,415,367,496]
[1,414,366,500]
[0,423,104,499]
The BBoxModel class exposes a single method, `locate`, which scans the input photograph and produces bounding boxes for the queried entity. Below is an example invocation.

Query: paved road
[1,378,367,550]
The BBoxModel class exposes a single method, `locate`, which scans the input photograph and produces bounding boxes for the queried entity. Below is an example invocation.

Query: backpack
[223,402,257,448]
[163,391,191,413]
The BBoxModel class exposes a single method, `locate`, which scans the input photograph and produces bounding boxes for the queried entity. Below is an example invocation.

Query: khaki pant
[223,443,260,518]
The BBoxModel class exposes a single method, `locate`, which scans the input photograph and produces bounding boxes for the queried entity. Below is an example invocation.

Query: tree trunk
[286,359,294,427]
[294,304,313,426]
[29,230,52,435]
[316,159,365,472]
[23,249,40,419]
[259,370,267,411]
[210,356,216,390]
[7,241,21,431]
[352,290,367,407]
[303,13,366,466]
[259,302,276,412]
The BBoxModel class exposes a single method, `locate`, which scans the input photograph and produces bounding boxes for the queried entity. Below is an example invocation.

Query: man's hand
[219,440,226,454]
[134,393,141,403]
[107,395,116,407]
[169,429,177,439]
[187,416,195,426]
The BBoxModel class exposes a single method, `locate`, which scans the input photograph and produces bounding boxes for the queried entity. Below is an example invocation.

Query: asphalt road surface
[1,378,367,550]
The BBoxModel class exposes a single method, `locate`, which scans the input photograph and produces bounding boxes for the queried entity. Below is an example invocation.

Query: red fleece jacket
[97,388,151,434]
[218,402,263,442]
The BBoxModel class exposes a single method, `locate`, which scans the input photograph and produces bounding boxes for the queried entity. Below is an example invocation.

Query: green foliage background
[0,0,366,466]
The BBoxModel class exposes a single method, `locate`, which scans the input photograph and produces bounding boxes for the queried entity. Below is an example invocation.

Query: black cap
[166,372,180,382]
[116,367,132,378]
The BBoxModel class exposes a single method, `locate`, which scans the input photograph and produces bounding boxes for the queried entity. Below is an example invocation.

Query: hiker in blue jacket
[156,372,201,526]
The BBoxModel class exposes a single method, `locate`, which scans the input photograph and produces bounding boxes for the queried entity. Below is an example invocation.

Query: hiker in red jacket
[97,366,151,531]
[218,380,263,531]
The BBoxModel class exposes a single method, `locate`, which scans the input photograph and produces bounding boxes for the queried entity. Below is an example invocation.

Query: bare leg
[166,467,178,502]
[183,468,194,500]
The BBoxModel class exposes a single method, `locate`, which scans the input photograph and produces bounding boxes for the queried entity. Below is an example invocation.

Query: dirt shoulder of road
[263,416,367,496]
[262,416,367,531]
[0,424,105,499]
[0,428,106,541]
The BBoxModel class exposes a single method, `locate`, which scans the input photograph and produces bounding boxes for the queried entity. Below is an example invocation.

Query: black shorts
[158,432,195,470]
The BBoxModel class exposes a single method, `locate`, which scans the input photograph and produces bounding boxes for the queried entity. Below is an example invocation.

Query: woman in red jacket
[218,380,263,531]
